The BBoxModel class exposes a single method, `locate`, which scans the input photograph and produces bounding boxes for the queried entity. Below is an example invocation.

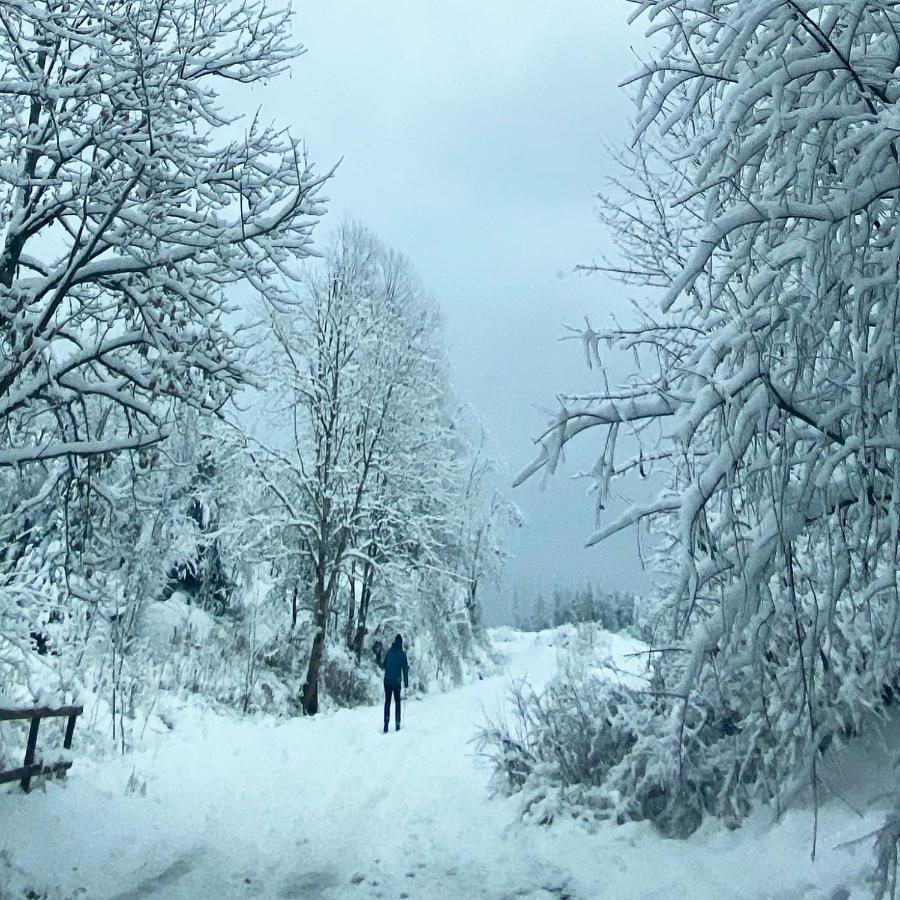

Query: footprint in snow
[111,852,200,900]
[277,867,340,899]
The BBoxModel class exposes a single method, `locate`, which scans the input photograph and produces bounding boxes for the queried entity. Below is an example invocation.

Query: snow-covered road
[1,628,888,899]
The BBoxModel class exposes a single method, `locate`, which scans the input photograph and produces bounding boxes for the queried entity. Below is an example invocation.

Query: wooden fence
[0,705,83,792]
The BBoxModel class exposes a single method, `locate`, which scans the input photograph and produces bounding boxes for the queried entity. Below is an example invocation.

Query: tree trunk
[466,578,478,628]
[345,563,357,648]
[301,581,328,715]
[302,627,325,715]
[352,624,368,662]
[352,553,376,663]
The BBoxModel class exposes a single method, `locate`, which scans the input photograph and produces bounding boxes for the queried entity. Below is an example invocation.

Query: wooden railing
[0,704,83,792]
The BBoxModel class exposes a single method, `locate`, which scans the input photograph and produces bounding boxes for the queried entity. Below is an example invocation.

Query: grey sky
[262,2,653,619]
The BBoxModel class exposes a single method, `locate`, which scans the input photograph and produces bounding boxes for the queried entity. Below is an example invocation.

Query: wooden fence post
[21,717,40,792]
[64,713,77,751]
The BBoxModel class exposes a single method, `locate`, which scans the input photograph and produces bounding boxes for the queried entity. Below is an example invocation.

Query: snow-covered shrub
[480,663,743,837]
[480,631,710,838]
[483,676,638,789]
[322,646,377,708]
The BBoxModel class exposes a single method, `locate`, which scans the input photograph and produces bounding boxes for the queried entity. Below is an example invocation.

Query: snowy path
[1,629,890,899]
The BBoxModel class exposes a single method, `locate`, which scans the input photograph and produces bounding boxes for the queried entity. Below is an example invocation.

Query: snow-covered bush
[479,631,703,837]
[480,647,800,838]
[322,646,377,708]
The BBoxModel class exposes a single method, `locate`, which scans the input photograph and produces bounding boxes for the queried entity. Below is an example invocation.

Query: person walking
[383,634,409,733]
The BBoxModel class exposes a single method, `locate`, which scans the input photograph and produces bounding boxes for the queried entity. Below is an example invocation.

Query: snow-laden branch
[0,0,327,465]
[518,0,900,836]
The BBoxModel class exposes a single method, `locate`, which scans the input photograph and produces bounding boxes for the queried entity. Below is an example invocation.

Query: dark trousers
[384,682,401,728]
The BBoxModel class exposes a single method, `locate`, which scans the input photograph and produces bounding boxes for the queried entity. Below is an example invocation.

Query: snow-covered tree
[340,317,461,662]
[446,426,521,629]
[515,0,900,840]
[259,223,452,714]
[531,593,547,632]
[0,0,325,698]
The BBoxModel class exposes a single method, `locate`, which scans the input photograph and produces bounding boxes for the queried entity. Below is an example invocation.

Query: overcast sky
[256,2,654,620]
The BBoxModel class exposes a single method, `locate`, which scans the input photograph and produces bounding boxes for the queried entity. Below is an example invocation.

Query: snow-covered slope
[0,627,890,899]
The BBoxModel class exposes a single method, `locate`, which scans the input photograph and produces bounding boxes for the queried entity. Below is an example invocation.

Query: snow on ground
[0,627,892,899]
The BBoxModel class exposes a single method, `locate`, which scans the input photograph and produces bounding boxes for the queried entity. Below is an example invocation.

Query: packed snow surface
[0,627,890,899]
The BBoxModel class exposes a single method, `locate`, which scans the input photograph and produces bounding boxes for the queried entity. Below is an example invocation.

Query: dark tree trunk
[302,580,328,715]
[345,564,357,648]
[352,625,367,662]
[302,627,325,715]
[352,552,376,663]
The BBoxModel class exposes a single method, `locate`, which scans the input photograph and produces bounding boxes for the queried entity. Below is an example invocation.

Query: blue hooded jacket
[383,635,409,688]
